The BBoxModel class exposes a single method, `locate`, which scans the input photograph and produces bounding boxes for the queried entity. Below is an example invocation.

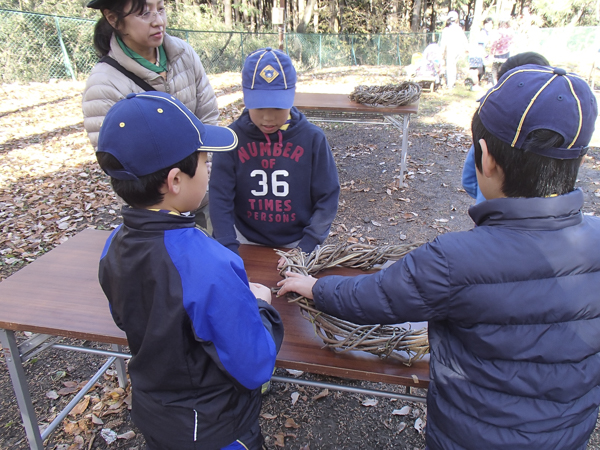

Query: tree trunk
[297,0,318,32]
[429,0,437,32]
[411,0,422,31]
[470,0,484,42]
[224,0,232,28]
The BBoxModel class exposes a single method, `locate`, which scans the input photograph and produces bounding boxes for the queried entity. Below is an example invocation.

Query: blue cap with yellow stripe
[97,92,237,180]
[478,65,597,159]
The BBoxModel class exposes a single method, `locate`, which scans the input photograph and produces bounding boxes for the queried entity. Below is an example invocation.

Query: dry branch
[277,243,429,365]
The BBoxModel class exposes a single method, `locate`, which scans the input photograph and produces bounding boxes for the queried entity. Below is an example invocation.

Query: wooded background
[1,0,599,35]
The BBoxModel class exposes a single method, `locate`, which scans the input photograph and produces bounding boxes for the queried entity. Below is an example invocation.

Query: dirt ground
[1,67,600,449]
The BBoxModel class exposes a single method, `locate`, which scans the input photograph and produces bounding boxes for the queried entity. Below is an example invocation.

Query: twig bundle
[349,82,422,107]
[276,243,429,365]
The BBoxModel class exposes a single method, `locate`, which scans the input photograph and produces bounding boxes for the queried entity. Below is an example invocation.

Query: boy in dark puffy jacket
[278,66,600,450]
[96,91,283,450]
[209,48,340,259]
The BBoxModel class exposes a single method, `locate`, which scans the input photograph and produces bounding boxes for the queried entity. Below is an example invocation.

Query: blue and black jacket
[99,207,284,450]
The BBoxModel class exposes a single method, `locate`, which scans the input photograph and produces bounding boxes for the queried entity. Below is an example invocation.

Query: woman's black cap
[86,0,118,9]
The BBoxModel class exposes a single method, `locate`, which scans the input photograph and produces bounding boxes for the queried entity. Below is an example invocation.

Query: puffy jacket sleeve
[297,128,340,253]
[168,231,283,390]
[82,66,137,149]
[209,128,242,254]
[312,239,451,324]
[191,49,219,126]
[462,145,478,200]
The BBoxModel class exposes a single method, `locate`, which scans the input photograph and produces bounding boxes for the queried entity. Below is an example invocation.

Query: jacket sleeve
[171,234,282,391]
[82,67,135,149]
[191,49,219,126]
[312,240,451,324]
[462,145,478,200]
[209,137,241,253]
[298,131,340,253]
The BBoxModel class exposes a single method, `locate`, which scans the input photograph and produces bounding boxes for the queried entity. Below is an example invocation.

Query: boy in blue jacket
[278,66,600,450]
[96,92,284,450]
[210,48,340,258]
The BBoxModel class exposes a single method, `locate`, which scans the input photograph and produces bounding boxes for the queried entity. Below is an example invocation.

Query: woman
[83,0,219,228]
[82,0,219,149]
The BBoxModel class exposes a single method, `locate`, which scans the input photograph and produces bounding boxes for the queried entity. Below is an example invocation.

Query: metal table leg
[0,329,44,449]
[385,113,411,186]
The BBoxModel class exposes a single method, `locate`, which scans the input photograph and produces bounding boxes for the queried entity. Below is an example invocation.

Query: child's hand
[250,282,272,304]
[276,272,317,299]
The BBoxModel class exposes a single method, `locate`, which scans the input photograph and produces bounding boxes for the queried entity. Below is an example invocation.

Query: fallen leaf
[285,369,304,376]
[414,417,425,433]
[67,435,84,450]
[274,433,285,447]
[91,414,104,425]
[392,406,411,416]
[284,418,301,429]
[68,396,89,416]
[312,389,329,401]
[261,413,277,420]
[100,428,117,444]
[63,420,80,436]
[361,398,378,407]
[58,387,79,396]
[291,392,300,405]
[371,220,382,227]
[412,375,419,384]
[117,430,136,440]
[398,422,407,433]
[46,390,59,400]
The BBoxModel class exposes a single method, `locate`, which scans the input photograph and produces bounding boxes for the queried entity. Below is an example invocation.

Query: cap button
[554,67,567,76]
[265,47,272,51]
[126,93,137,99]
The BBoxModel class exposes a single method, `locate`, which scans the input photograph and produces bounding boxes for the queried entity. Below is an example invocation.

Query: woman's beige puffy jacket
[82,33,219,149]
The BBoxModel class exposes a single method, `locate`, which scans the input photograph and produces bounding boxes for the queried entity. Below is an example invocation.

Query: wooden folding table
[294,92,419,183]
[0,228,428,449]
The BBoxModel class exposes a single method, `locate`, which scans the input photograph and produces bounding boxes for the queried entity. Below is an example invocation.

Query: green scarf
[116,35,167,73]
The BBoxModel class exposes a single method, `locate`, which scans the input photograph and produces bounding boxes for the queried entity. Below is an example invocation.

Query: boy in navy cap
[209,48,340,262]
[278,66,600,450]
[96,91,283,450]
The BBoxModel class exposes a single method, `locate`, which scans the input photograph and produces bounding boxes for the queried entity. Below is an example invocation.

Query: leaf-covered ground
[1,67,600,449]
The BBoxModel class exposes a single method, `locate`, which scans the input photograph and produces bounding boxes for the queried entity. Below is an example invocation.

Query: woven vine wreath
[276,242,429,366]
[349,81,422,107]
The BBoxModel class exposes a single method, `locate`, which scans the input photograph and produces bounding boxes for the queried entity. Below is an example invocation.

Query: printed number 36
[250,169,289,197]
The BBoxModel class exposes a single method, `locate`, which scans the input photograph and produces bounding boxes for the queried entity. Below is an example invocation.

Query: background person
[82,0,219,228]
[439,11,468,89]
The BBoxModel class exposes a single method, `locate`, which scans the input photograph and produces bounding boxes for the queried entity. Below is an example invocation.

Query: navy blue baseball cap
[477,64,597,159]
[97,92,237,180]
[242,47,296,110]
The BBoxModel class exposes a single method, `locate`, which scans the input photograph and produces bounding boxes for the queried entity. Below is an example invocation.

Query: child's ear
[164,168,182,195]
[479,139,498,178]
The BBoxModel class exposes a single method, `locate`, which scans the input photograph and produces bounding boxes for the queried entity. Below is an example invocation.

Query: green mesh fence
[1,8,599,84]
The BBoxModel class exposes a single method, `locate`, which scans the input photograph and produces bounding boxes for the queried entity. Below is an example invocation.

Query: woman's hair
[498,52,550,79]
[96,151,199,208]
[93,0,148,57]
[471,112,581,198]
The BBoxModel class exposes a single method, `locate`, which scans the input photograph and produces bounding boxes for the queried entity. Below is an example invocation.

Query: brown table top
[294,92,419,115]
[0,228,429,388]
